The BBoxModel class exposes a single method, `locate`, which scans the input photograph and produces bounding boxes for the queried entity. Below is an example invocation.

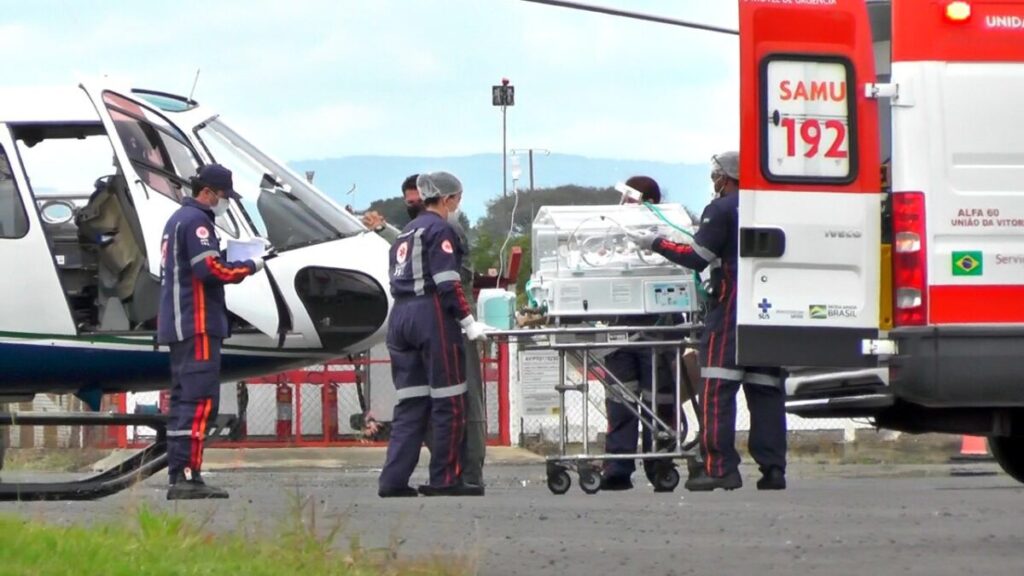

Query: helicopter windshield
[194,118,363,251]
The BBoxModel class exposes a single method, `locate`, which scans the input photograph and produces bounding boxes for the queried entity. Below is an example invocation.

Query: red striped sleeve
[205,256,252,283]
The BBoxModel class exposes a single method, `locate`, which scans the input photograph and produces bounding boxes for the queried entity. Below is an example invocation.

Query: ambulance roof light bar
[945,1,972,23]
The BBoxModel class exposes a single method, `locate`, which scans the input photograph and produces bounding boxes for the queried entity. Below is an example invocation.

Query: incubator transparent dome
[529,204,700,317]
[531,204,696,278]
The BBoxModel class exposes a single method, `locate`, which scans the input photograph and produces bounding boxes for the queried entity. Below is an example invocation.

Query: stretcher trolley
[489,323,703,495]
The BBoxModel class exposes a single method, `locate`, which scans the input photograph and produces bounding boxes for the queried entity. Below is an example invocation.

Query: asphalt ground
[1,449,1021,576]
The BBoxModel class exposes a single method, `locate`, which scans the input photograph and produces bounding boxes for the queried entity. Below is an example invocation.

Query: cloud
[0,0,743,164]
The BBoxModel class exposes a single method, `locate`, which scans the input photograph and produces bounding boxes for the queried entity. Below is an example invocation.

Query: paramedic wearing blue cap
[158,163,264,500]
[378,171,494,498]
[629,152,787,492]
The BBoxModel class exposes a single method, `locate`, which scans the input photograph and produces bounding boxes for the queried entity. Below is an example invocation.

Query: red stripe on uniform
[702,331,717,476]
[206,256,251,282]
[657,238,696,256]
[196,399,212,471]
[193,278,203,359]
[432,295,453,384]
[453,282,472,319]
[714,280,735,477]
[447,394,464,484]
[189,401,205,471]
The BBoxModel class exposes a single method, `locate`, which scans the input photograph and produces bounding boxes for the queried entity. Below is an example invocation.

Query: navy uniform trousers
[603,347,677,480]
[379,296,468,491]
[699,296,786,478]
[166,335,221,480]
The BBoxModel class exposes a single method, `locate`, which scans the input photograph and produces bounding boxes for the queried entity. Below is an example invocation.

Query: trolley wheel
[578,467,601,495]
[547,469,572,495]
[653,466,680,493]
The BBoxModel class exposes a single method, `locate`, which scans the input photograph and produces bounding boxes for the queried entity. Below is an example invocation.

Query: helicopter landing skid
[0,411,235,501]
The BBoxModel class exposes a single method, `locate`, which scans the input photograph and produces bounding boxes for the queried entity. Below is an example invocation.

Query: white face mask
[212,198,230,218]
[447,207,462,226]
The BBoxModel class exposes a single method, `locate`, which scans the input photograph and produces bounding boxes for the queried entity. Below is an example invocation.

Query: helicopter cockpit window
[102,91,201,203]
[194,118,364,251]
[101,92,237,237]
[0,144,29,239]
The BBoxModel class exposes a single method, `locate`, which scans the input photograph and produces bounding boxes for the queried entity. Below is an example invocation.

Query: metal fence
[108,343,511,449]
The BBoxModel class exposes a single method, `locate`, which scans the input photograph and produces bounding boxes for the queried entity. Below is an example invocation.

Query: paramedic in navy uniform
[378,171,493,498]
[600,176,679,492]
[629,151,787,492]
[158,163,264,500]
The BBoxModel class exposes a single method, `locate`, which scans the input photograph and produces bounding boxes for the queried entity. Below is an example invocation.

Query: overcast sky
[1,0,739,165]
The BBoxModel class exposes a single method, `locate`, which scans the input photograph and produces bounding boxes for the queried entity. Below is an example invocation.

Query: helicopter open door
[736,0,881,368]
[77,82,282,338]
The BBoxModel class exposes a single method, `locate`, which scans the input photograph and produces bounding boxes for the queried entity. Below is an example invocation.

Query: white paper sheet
[227,238,266,262]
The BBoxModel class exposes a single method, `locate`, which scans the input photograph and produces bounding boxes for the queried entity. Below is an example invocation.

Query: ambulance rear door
[736,0,881,367]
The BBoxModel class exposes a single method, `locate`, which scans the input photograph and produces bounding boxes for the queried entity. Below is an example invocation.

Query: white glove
[460,316,495,341]
[627,228,658,250]
[250,256,265,273]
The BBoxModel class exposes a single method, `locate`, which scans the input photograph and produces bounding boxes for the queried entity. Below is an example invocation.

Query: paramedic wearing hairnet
[378,171,494,497]
[629,151,788,491]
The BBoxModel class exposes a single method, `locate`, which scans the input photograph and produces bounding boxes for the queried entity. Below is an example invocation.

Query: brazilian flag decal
[952,251,983,276]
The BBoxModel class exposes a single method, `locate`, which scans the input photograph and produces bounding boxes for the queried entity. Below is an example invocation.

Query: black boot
[418,482,484,496]
[756,467,786,490]
[167,470,228,500]
[684,469,742,492]
[599,474,634,491]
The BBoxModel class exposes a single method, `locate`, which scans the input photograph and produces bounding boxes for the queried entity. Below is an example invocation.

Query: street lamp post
[492,78,515,197]
[510,148,550,192]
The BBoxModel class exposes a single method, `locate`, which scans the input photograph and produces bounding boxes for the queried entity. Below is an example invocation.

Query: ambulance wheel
[578,467,601,495]
[653,467,680,492]
[547,469,572,495]
[989,436,1024,485]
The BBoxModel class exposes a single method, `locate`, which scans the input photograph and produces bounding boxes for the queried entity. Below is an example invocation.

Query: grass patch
[0,501,471,576]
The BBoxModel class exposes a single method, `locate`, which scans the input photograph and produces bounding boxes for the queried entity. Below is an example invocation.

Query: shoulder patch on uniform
[396,241,409,263]
[196,226,210,239]
[441,239,454,254]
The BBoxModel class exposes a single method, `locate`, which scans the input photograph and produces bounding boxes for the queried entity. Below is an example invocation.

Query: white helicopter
[0,80,393,499]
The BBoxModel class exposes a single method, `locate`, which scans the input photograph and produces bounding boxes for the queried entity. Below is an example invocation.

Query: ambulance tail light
[892,192,928,326]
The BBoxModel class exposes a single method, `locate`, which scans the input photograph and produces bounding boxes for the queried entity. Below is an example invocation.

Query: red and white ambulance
[736,0,1024,481]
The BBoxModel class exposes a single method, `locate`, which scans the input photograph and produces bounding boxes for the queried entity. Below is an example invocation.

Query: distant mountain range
[289,153,712,222]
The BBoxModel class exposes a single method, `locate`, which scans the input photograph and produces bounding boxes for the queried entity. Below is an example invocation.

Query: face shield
[614,182,643,204]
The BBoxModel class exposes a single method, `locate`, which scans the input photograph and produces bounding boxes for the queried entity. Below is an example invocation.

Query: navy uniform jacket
[157,197,255,344]
[389,211,472,321]
[651,192,738,315]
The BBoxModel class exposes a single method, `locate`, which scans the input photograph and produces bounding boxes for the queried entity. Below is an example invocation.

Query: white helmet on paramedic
[711,151,740,181]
